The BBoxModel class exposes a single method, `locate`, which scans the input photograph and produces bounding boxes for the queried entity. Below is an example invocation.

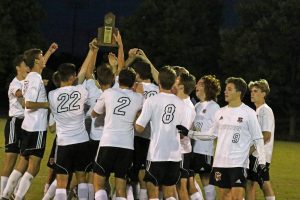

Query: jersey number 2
[57,91,81,113]
[113,97,131,116]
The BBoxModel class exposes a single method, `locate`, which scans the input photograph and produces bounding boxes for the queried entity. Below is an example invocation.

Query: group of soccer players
[1,32,276,200]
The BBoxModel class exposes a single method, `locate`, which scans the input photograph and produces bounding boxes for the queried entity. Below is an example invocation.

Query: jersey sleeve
[48,113,56,126]
[9,81,22,96]
[136,98,152,128]
[181,105,196,129]
[93,91,106,115]
[259,107,273,132]
[23,75,40,102]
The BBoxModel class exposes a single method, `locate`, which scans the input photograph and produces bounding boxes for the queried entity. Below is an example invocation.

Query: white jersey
[89,87,104,141]
[48,85,89,146]
[83,79,101,118]
[211,103,264,168]
[252,103,275,163]
[193,100,220,156]
[134,82,159,139]
[136,92,190,162]
[22,72,48,132]
[8,77,24,118]
[93,88,143,150]
[112,76,119,88]
[180,97,196,154]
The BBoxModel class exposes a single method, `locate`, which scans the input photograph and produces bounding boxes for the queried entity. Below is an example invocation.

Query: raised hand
[89,38,99,51]
[113,31,123,47]
[48,42,58,54]
[108,52,118,67]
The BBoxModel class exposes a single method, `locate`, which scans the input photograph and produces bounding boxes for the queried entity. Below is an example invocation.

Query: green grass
[1,118,300,199]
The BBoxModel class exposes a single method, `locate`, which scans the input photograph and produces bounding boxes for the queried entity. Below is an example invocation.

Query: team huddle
[1,33,275,200]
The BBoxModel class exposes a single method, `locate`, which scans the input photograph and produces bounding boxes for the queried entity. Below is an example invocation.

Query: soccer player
[92,68,143,200]
[190,75,221,200]
[48,63,91,200]
[135,66,192,200]
[246,79,275,200]
[131,60,159,200]
[0,55,29,198]
[2,44,58,200]
[177,77,266,200]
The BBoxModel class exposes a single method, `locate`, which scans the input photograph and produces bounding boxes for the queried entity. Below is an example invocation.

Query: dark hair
[97,63,114,85]
[248,79,270,97]
[13,55,25,68]
[132,60,152,80]
[172,66,189,76]
[225,77,247,100]
[58,63,77,82]
[179,73,196,95]
[201,75,221,101]
[118,68,136,88]
[159,66,177,90]
[23,48,43,69]
[52,71,60,88]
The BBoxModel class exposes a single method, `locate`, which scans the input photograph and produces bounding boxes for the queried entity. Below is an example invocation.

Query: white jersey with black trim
[252,103,275,163]
[180,97,196,154]
[136,92,190,162]
[134,82,159,139]
[89,87,104,141]
[8,77,24,118]
[48,85,89,146]
[112,75,119,88]
[21,72,48,132]
[83,79,101,118]
[193,100,220,156]
[212,103,264,168]
[93,88,143,150]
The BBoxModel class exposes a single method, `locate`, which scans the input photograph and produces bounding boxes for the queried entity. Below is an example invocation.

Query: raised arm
[43,43,58,64]
[114,31,125,75]
[136,49,159,84]
[86,39,99,80]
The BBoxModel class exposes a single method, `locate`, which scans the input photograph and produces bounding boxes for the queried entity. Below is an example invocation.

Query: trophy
[98,12,118,48]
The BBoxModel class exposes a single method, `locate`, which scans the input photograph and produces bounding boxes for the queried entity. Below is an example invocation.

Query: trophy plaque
[98,12,118,47]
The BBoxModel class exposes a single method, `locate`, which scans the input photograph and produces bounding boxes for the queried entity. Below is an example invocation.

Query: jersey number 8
[162,104,176,124]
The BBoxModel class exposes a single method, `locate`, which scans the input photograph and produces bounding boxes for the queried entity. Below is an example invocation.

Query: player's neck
[119,85,131,90]
[16,73,25,81]
[160,88,172,94]
[100,84,111,91]
[177,92,188,100]
[30,66,42,74]
[141,79,151,83]
[60,81,72,87]
[254,100,265,109]
[228,99,242,107]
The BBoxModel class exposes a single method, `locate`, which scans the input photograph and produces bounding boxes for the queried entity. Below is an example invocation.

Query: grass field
[0,118,300,200]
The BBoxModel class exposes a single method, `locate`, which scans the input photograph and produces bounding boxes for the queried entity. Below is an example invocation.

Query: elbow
[25,101,32,109]
[135,124,144,133]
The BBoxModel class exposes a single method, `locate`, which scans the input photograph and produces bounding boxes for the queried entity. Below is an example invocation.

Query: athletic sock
[14,172,34,200]
[204,184,216,200]
[95,189,108,200]
[55,188,67,200]
[166,197,176,200]
[87,183,94,200]
[194,180,204,198]
[265,196,275,200]
[127,185,134,200]
[2,170,22,199]
[115,197,126,200]
[42,180,57,200]
[139,188,148,200]
[78,183,88,200]
[0,176,8,197]
[190,191,204,200]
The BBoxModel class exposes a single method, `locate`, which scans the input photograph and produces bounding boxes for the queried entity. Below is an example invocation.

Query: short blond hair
[248,79,270,96]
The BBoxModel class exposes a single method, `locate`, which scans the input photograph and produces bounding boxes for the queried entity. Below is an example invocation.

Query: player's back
[100,87,143,149]
[48,85,88,145]
[142,82,159,99]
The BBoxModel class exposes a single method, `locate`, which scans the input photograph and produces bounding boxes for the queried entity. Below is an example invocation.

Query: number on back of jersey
[162,104,176,124]
[57,91,81,113]
[113,97,131,116]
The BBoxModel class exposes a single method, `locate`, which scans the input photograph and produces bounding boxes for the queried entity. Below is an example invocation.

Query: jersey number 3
[113,97,131,116]
[57,91,81,113]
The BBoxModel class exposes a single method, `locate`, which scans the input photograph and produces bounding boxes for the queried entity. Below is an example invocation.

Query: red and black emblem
[215,171,222,181]
[237,117,243,123]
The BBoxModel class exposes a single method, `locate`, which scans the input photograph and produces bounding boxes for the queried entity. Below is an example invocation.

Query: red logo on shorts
[215,172,222,181]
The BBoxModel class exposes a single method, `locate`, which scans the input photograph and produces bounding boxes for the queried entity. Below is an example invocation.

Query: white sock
[115,197,126,200]
[15,172,34,200]
[159,189,164,200]
[2,170,22,198]
[166,197,176,200]
[127,185,134,200]
[149,199,159,200]
[55,188,67,200]
[95,189,108,200]
[265,196,275,200]
[139,188,148,200]
[88,183,94,200]
[13,178,21,196]
[204,185,216,200]
[42,180,57,200]
[78,183,89,200]
[190,191,204,200]
[0,176,8,197]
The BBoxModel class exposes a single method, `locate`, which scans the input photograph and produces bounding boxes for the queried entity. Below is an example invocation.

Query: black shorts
[4,117,24,153]
[209,167,247,188]
[94,146,133,179]
[247,155,270,182]
[47,136,57,169]
[191,153,213,175]
[130,137,150,181]
[180,153,193,179]
[144,161,181,186]
[85,117,92,135]
[55,141,92,175]
[20,130,47,158]
[86,139,100,172]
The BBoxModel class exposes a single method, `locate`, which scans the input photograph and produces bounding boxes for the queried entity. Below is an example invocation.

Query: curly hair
[201,75,221,101]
